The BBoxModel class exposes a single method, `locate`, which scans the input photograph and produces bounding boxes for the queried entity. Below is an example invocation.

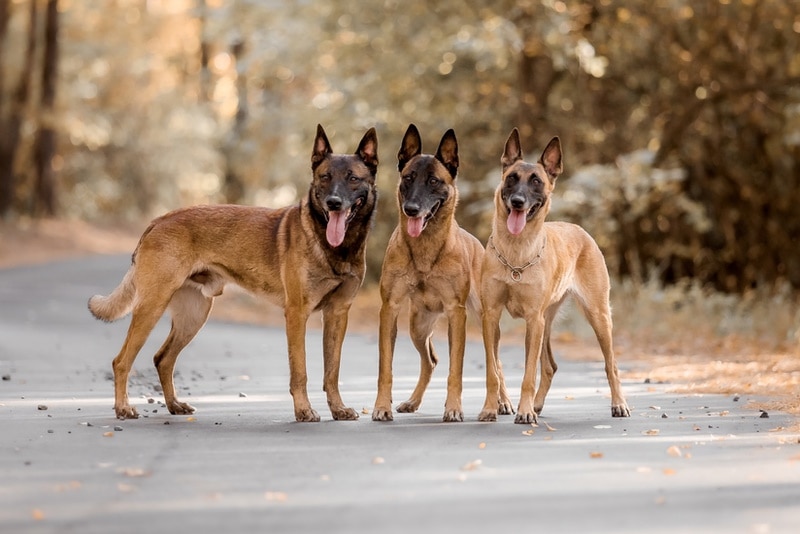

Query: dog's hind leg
[153,286,213,416]
[112,293,174,419]
[396,308,439,413]
[575,283,631,417]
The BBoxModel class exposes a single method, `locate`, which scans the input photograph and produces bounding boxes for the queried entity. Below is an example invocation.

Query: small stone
[47,429,54,434]
[37,405,48,411]
[661,413,668,419]
[644,378,651,384]
[239,392,248,398]
[2,374,10,381]
[147,398,155,404]
[113,426,123,431]
[732,394,740,402]
[759,411,769,419]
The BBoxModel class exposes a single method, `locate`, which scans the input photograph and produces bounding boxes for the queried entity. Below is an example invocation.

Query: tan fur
[89,125,378,421]
[372,126,511,422]
[478,129,630,423]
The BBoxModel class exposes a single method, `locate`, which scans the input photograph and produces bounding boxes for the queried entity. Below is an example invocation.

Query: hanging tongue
[407,216,425,238]
[507,209,527,235]
[326,210,348,247]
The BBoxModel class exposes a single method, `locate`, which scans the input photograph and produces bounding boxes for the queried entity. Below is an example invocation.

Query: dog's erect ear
[501,128,523,173]
[540,136,563,180]
[312,124,333,170]
[435,129,459,178]
[356,127,379,173]
[398,124,422,171]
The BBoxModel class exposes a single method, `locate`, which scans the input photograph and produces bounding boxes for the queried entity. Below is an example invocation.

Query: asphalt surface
[1,255,798,533]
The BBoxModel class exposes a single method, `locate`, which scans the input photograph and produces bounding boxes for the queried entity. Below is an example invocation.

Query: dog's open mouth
[406,200,441,238]
[325,198,363,248]
[506,201,541,236]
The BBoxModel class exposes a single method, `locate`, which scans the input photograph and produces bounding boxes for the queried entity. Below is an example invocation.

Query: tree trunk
[0,0,36,218]
[222,37,247,203]
[32,0,59,216]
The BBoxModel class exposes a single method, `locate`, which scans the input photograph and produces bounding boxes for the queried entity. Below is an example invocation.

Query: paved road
[1,255,798,533]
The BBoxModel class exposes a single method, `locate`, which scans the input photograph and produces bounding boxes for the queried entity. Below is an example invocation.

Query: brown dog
[372,124,511,422]
[89,125,378,422]
[478,128,630,423]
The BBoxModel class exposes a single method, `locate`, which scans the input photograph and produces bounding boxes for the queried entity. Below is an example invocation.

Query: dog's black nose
[510,195,526,210]
[326,196,343,211]
[403,202,420,217]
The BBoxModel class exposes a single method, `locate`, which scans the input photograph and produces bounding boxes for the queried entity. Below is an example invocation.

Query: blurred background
[1,0,799,352]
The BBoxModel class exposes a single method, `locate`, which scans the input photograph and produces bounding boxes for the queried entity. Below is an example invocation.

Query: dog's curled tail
[88,266,136,323]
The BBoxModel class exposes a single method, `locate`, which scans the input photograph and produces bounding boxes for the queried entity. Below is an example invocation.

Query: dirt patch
[2,218,798,423]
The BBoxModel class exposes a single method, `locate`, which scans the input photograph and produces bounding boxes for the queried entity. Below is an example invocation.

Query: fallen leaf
[118,467,149,478]
[103,431,114,437]
[692,425,702,431]
[361,408,369,415]
[186,417,197,422]
[522,429,534,436]
[662,468,677,476]
[636,466,652,474]
[589,451,604,459]
[460,459,482,471]
[117,483,135,493]
[543,421,557,432]
[265,491,287,502]
[564,396,575,401]
[666,445,682,458]
[372,456,385,465]
[649,405,661,410]
[31,509,45,521]
[643,429,660,436]
[768,427,786,432]
[478,442,486,449]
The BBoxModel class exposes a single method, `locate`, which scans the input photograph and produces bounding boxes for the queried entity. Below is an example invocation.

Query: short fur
[372,125,510,422]
[478,128,630,423]
[89,125,378,422]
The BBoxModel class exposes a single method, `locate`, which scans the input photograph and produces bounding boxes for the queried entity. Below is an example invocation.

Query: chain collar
[487,234,546,282]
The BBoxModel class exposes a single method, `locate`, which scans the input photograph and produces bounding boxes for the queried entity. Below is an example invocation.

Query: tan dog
[372,125,511,422]
[89,125,379,422]
[478,128,630,423]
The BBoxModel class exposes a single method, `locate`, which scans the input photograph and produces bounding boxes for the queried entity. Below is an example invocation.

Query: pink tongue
[407,216,424,238]
[326,211,347,247]
[507,209,527,235]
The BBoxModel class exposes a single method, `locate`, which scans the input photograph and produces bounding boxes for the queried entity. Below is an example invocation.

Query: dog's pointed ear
[435,129,459,178]
[356,127,379,173]
[312,124,333,170]
[398,124,422,171]
[540,136,563,180]
[501,128,523,173]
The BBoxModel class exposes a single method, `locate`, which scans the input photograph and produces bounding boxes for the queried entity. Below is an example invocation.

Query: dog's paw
[514,411,538,425]
[477,409,498,422]
[372,407,394,422]
[499,400,515,415]
[115,405,139,420]
[166,400,196,416]
[442,408,464,422]
[295,408,321,422]
[396,399,420,413]
[331,406,359,421]
[612,403,631,418]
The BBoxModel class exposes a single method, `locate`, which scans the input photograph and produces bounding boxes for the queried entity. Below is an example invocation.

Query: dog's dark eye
[428,177,441,187]
[402,174,412,183]
[531,177,542,186]
[348,174,361,183]
[506,173,518,184]
[320,174,331,182]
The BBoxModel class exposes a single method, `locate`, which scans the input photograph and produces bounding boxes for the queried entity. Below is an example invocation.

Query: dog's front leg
[372,297,401,421]
[516,314,546,424]
[443,305,467,422]
[321,304,358,421]
[284,304,319,422]
[478,304,504,422]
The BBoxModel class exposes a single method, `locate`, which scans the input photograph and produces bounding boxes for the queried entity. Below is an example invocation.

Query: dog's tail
[88,265,136,322]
